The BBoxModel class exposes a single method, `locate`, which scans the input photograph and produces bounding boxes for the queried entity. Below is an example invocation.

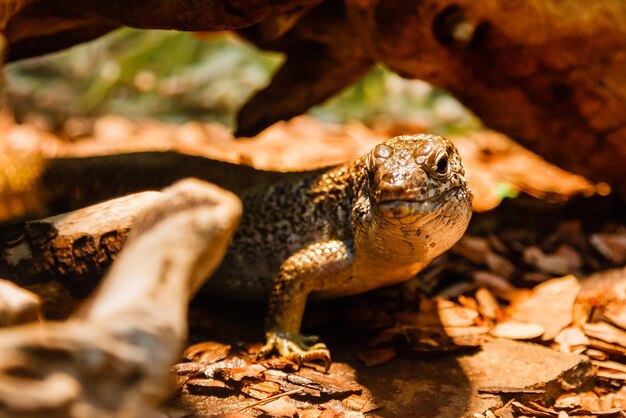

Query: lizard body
[203,134,472,366]
[0,134,472,367]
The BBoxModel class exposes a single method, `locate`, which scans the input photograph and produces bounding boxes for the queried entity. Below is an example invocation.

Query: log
[0,191,163,318]
[0,179,242,418]
[236,0,626,197]
[2,0,320,61]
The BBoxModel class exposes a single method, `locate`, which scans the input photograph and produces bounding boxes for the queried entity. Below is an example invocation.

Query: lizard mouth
[376,187,463,217]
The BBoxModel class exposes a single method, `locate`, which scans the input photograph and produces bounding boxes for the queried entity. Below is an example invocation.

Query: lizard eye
[436,156,449,174]
[373,144,393,160]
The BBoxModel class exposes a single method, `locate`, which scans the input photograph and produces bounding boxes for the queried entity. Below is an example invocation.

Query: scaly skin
[0,134,472,369]
[208,134,473,368]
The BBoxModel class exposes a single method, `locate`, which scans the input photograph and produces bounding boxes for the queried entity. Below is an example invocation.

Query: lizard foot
[257,331,331,372]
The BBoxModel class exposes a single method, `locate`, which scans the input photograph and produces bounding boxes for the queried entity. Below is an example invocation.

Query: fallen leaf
[183,341,231,364]
[509,275,581,340]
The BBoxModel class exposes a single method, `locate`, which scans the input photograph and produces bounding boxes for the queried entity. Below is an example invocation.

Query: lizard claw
[257,332,332,372]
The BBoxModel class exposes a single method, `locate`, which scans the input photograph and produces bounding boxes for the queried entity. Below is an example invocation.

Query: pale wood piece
[0,179,242,418]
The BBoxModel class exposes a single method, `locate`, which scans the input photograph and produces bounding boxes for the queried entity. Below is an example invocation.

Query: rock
[464,338,595,403]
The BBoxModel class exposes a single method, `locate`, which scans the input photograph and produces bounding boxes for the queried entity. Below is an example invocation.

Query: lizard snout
[374,167,426,203]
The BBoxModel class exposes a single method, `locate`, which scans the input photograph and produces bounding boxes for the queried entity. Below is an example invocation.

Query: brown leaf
[509,275,581,340]
[183,341,231,364]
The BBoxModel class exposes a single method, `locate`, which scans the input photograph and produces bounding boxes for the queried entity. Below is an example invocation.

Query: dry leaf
[183,341,231,364]
[509,275,581,340]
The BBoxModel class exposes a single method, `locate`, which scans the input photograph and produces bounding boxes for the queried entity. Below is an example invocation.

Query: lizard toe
[257,332,331,371]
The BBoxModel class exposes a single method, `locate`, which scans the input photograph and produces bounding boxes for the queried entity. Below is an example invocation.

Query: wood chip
[185,378,234,396]
[478,387,546,395]
[579,391,601,412]
[254,396,298,417]
[172,362,207,377]
[555,393,581,409]
[584,348,608,361]
[475,287,500,320]
[241,381,281,400]
[356,347,396,367]
[603,300,626,331]
[584,322,626,347]
[286,369,361,396]
[437,299,480,327]
[555,327,590,351]
[341,394,380,413]
[262,370,321,397]
[511,401,557,417]
[592,360,626,374]
[490,321,545,340]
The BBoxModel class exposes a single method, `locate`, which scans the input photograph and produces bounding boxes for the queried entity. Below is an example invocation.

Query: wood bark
[1,0,320,61]
[0,178,242,418]
[236,0,626,198]
[0,191,164,318]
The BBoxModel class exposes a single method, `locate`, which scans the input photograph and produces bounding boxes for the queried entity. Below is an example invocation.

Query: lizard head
[366,134,471,219]
[358,134,473,260]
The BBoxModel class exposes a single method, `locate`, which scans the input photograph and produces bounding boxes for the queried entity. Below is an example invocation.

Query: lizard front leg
[258,240,352,371]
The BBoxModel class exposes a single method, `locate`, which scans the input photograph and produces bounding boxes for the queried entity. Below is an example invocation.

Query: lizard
[0,133,473,369]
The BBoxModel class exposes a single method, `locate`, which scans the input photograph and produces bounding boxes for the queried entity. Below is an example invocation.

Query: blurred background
[4,29,481,136]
